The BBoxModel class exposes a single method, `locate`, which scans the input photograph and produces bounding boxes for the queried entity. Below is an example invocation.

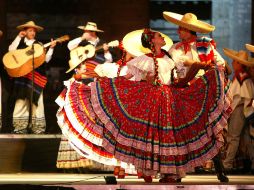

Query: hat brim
[163,11,215,34]
[66,45,96,73]
[66,59,83,73]
[66,59,98,74]
[122,29,173,57]
[17,24,43,32]
[223,48,254,67]
[77,26,104,32]
[246,44,254,53]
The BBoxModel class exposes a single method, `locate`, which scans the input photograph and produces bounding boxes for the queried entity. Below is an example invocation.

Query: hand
[19,30,26,38]
[103,43,109,52]
[74,74,82,80]
[74,74,89,80]
[199,61,215,70]
[183,59,196,66]
[146,72,155,83]
[81,32,89,41]
[50,38,57,48]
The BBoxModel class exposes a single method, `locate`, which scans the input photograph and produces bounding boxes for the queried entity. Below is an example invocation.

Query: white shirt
[67,37,113,63]
[8,35,54,63]
[169,41,225,79]
[230,77,254,117]
[126,54,175,85]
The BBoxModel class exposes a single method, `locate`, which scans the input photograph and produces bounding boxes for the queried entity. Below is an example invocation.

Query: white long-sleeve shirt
[8,35,54,63]
[169,41,225,79]
[230,77,254,117]
[67,37,113,63]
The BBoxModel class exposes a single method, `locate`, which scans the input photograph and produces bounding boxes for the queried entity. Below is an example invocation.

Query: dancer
[222,47,254,174]
[90,28,230,182]
[56,29,173,180]
[57,28,231,183]
[163,11,232,182]
[56,48,116,172]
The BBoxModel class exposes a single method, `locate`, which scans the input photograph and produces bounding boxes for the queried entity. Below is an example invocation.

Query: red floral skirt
[89,69,232,177]
[56,82,118,165]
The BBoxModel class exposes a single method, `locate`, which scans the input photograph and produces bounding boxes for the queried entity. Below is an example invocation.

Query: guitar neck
[42,35,69,48]
[95,45,103,51]
[43,42,53,48]
[95,41,119,51]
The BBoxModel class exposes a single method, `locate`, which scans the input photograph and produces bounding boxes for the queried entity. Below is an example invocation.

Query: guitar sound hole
[26,49,35,56]
[84,50,89,54]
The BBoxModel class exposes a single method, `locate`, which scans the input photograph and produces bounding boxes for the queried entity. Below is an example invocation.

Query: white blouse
[95,63,131,79]
[126,54,175,85]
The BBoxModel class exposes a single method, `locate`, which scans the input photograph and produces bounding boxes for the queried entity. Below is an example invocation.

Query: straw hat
[122,29,173,57]
[78,22,104,32]
[66,44,95,73]
[16,21,44,32]
[163,12,215,34]
[246,44,254,53]
[223,48,254,67]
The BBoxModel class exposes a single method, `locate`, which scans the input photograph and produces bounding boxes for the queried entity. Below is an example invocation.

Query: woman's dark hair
[141,29,162,85]
[141,29,156,50]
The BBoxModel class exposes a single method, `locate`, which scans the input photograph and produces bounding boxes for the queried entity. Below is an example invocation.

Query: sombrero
[16,21,43,32]
[66,44,95,73]
[246,44,254,53]
[78,22,104,32]
[122,29,173,57]
[223,48,254,67]
[163,11,215,34]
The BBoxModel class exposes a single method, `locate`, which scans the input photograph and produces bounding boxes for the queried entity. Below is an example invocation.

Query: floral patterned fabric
[56,68,232,177]
[90,68,232,177]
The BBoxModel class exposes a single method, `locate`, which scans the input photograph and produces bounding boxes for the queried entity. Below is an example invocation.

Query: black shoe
[212,152,229,183]
[176,178,182,183]
[217,172,229,182]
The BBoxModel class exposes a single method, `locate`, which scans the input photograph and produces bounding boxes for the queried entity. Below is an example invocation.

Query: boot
[212,152,229,182]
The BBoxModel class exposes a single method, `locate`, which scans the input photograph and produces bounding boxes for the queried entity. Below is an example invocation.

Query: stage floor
[0,173,254,190]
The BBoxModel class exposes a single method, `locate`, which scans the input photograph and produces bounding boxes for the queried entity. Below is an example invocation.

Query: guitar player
[67,21,119,64]
[8,21,56,134]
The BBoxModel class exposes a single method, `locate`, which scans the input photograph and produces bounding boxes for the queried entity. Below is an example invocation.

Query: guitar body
[3,44,46,77]
[70,44,95,61]
[3,35,70,77]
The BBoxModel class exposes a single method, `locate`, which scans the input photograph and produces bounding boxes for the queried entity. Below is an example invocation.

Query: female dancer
[57,29,231,183]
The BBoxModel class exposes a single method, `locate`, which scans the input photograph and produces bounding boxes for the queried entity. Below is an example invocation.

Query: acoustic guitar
[3,35,70,77]
[69,40,119,62]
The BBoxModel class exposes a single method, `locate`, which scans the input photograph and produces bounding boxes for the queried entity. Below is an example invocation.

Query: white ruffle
[94,63,130,78]
[126,54,175,85]
[95,63,119,78]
